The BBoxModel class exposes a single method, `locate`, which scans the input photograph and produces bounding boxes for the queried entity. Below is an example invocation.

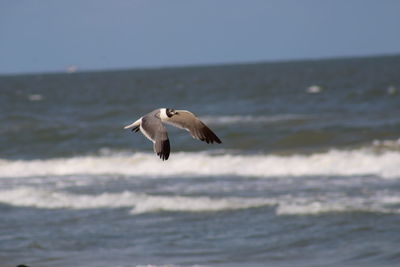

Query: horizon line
[1,52,399,77]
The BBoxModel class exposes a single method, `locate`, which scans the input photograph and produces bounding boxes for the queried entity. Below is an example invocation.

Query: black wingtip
[202,126,222,144]
[156,139,170,161]
[157,152,170,161]
[130,126,140,132]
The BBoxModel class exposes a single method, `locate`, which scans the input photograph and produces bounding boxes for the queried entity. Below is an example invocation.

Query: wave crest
[0,188,272,214]
[1,148,399,179]
[201,114,309,125]
[1,187,399,215]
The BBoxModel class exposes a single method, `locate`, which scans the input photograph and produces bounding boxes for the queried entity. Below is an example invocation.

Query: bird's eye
[166,108,175,117]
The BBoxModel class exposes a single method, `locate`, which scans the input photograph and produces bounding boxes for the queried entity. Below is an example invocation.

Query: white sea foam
[1,148,399,179]
[276,194,400,215]
[200,114,309,125]
[306,85,323,94]
[372,138,400,149]
[28,94,44,101]
[1,187,399,216]
[276,199,374,215]
[0,187,273,214]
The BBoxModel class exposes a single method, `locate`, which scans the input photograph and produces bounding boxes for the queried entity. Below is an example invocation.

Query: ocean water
[1,55,400,267]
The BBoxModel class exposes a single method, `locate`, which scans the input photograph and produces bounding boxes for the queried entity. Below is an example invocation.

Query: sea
[1,55,400,267]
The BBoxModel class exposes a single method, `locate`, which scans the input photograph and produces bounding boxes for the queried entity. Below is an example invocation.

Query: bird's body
[124,108,222,160]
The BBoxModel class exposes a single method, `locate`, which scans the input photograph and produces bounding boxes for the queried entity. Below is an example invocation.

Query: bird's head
[165,108,177,117]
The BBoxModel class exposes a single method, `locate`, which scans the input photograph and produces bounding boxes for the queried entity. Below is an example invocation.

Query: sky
[1,0,400,74]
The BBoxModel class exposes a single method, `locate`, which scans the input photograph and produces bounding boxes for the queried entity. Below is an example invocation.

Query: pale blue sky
[1,0,400,74]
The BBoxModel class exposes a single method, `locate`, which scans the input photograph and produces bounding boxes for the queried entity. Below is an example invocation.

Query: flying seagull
[124,108,222,160]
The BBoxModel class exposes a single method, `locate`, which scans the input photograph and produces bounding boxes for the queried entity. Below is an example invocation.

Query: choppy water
[1,55,400,267]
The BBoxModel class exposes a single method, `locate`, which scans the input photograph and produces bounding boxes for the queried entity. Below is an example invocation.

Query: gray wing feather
[164,110,222,144]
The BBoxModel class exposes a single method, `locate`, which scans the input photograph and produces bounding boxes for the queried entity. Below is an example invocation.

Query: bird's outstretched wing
[163,110,222,144]
[141,114,170,160]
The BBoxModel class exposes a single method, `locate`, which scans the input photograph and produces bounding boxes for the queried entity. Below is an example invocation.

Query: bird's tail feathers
[124,118,141,132]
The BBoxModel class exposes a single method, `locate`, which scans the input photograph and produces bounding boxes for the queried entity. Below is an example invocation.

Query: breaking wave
[0,187,273,214]
[200,114,310,125]
[0,148,399,179]
[1,187,399,215]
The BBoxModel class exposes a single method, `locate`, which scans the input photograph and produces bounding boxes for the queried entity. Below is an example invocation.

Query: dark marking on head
[166,108,176,118]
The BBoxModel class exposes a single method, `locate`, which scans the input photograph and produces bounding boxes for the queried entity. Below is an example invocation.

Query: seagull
[124,108,222,160]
